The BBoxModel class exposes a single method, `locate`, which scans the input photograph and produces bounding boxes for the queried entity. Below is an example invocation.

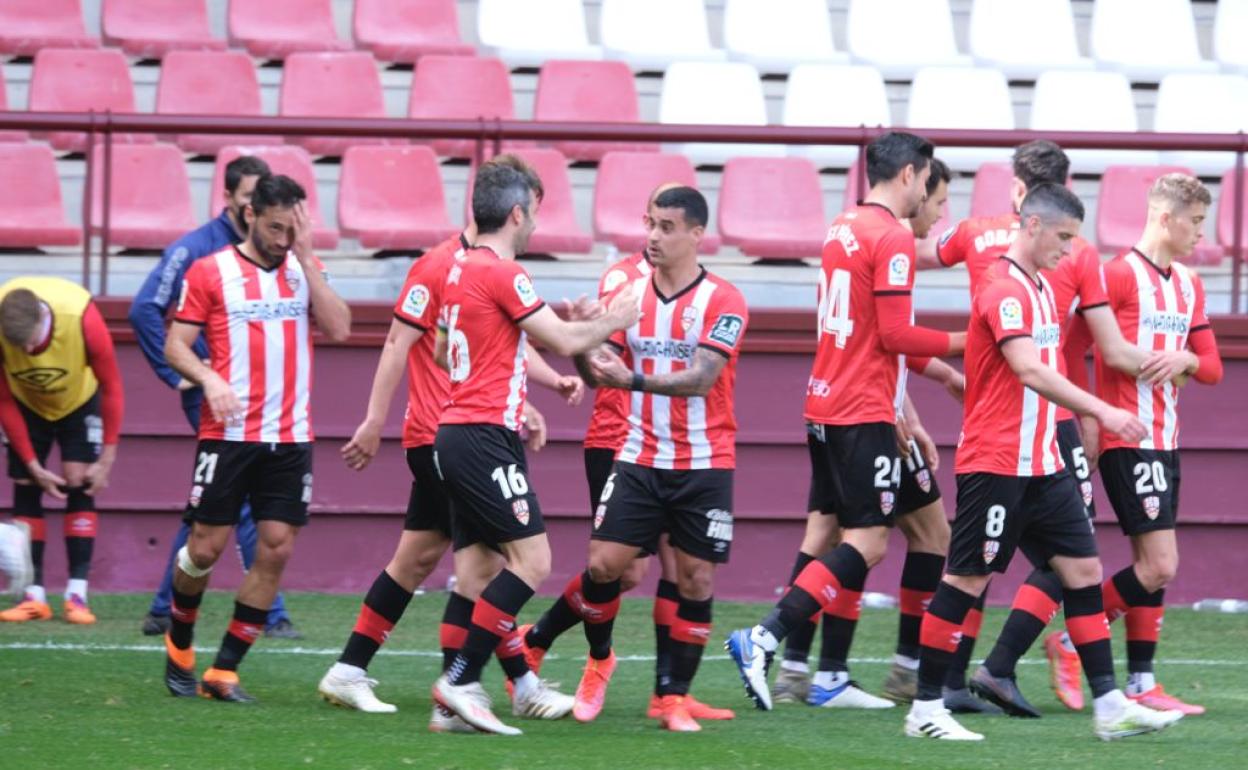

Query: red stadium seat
[353,0,474,64]
[0,144,81,248]
[1218,168,1248,259]
[841,159,869,211]
[719,157,826,260]
[156,51,281,155]
[969,162,1015,218]
[0,0,98,57]
[0,71,29,143]
[102,0,225,58]
[279,52,391,157]
[465,149,591,254]
[1096,165,1192,255]
[532,60,655,162]
[212,146,339,250]
[593,151,720,254]
[228,0,349,59]
[338,146,458,250]
[89,143,195,250]
[408,56,523,158]
[29,48,151,152]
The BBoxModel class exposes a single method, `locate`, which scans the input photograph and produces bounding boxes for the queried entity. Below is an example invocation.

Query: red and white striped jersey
[394,234,467,448]
[1095,249,1210,452]
[175,245,320,443]
[957,259,1065,476]
[612,268,748,470]
[438,247,546,431]
[584,252,653,451]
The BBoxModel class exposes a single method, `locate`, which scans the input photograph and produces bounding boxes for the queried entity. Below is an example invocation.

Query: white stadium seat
[969,0,1093,80]
[783,64,890,169]
[658,61,784,165]
[1214,0,1248,73]
[1090,0,1217,81]
[1030,70,1160,172]
[846,0,970,80]
[476,0,601,69]
[1154,74,1248,175]
[721,0,847,75]
[905,67,1013,170]
[600,0,725,71]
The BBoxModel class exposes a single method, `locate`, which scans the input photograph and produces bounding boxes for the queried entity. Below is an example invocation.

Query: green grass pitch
[1,592,1245,769]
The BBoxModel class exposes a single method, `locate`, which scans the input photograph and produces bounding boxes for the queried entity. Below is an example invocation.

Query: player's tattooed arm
[589,346,727,398]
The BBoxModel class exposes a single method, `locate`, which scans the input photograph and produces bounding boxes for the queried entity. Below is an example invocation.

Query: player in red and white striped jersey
[164,175,351,702]
[905,184,1186,743]
[1092,174,1223,716]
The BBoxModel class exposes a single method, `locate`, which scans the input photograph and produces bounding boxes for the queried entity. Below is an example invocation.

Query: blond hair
[1148,173,1212,212]
[0,288,41,346]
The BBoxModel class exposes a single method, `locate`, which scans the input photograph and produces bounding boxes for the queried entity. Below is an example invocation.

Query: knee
[619,557,650,592]
[676,564,714,601]
[186,539,223,571]
[1064,559,1103,589]
[390,538,447,586]
[257,536,297,570]
[1138,554,1178,590]
[847,531,889,568]
[510,546,551,587]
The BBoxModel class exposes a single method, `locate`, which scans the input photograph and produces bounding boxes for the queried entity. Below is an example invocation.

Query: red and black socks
[169,587,203,650]
[525,572,587,652]
[212,601,268,672]
[916,583,979,701]
[983,567,1063,678]
[14,484,44,588]
[64,488,97,583]
[896,551,944,661]
[817,562,865,676]
[1063,584,1116,698]
[447,570,533,686]
[339,569,414,670]
[664,595,712,696]
[579,572,622,661]
[780,552,817,669]
[944,586,987,690]
[762,544,868,642]
[652,579,679,693]
[439,591,474,670]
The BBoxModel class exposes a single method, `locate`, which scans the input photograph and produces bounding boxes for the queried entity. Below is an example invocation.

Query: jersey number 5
[819,268,854,349]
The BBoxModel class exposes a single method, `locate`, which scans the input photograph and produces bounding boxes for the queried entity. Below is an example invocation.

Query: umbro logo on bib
[11,367,68,390]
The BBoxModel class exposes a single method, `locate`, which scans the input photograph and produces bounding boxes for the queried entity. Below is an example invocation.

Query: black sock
[781,552,817,665]
[496,626,530,681]
[663,595,712,696]
[1064,585,1116,698]
[169,587,203,650]
[944,587,987,690]
[762,544,867,641]
[581,573,622,661]
[212,601,268,671]
[984,568,1063,678]
[439,592,474,670]
[14,485,44,586]
[525,573,585,651]
[64,489,96,580]
[339,570,414,670]
[448,570,533,686]
[817,558,866,674]
[1126,588,1165,674]
[653,579,678,693]
[896,551,944,659]
[916,583,978,701]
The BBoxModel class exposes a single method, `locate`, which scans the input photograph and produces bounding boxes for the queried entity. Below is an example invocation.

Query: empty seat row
[2,141,1245,268]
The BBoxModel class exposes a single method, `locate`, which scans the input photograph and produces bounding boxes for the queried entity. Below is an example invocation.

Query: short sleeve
[935,221,967,267]
[698,289,749,358]
[598,265,633,299]
[490,260,546,322]
[873,228,917,294]
[393,254,442,330]
[173,259,215,325]
[977,281,1032,346]
[1100,258,1135,311]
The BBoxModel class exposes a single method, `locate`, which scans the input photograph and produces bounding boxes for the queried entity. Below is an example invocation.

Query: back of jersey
[804,203,913,426]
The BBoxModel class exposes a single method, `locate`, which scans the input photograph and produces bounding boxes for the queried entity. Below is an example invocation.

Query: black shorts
[947,471,1098,576]
[182,439,313,528]
[6,392,102,480]
[1055,419,1097,522]
[1099,448,1180,536]
[898,437,942,515]
[434,424,545,552]
[584,446,617,514]
[806,421,903,528]
[591,460,733,564]
[404,445,452,537]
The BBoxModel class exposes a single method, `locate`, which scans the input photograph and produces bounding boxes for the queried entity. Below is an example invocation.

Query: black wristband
[630,373,645,392]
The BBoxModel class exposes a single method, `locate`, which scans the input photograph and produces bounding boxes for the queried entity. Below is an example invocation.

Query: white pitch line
[1,641,1243,666]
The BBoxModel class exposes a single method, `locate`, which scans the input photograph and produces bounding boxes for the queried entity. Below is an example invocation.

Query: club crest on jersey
[708,314,744,349]
[681,305,700,332]
[302,473,314,504]
[1080,480,1094,507]
[880,491,896,516]
[188,484,203,508]
[998,297,1024,330]
[513,498,531,525]
[601,269,628,293]
[888,253,910,286]
[983,539,1000,565]
[1143,495,1161,520]
[937,225,956,248]
[514,274,539,307]
[917,469,932,493]
[594,504,606,530]
[284,271,301,292]
[401,284,430,319]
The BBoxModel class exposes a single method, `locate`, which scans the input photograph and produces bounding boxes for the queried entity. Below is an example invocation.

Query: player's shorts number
[819,268,855,349]
[445,304,471,383]
[193,451,219,485]
[1133,461,1168,494]
[873,455,901,489]
[985,504,1007,538]
[491,463,529,500]
[599,472,617,504]
[1070,447,1089,480]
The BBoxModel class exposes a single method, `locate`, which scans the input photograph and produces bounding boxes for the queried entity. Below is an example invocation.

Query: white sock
[812,670,849,690]
[894,654,920,671]
[511,671,540,699]
[780,659,809,674]
[1059,632,1076,653]
[750,626,779,653]
[329,662,366,681]
[1126,672,1156,695]
[1093,688,1129,719]
[910,697,945,717]
[25,584,46,604]
[66,578,88,602]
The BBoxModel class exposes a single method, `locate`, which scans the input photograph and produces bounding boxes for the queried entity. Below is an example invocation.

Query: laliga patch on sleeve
[514,273,540,307]
[708,314,745,349]
[601,269,628,294]
[887,253,910,286]
[998,296,1024,330]
[401,284,431,320]
[937,226,956,248]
